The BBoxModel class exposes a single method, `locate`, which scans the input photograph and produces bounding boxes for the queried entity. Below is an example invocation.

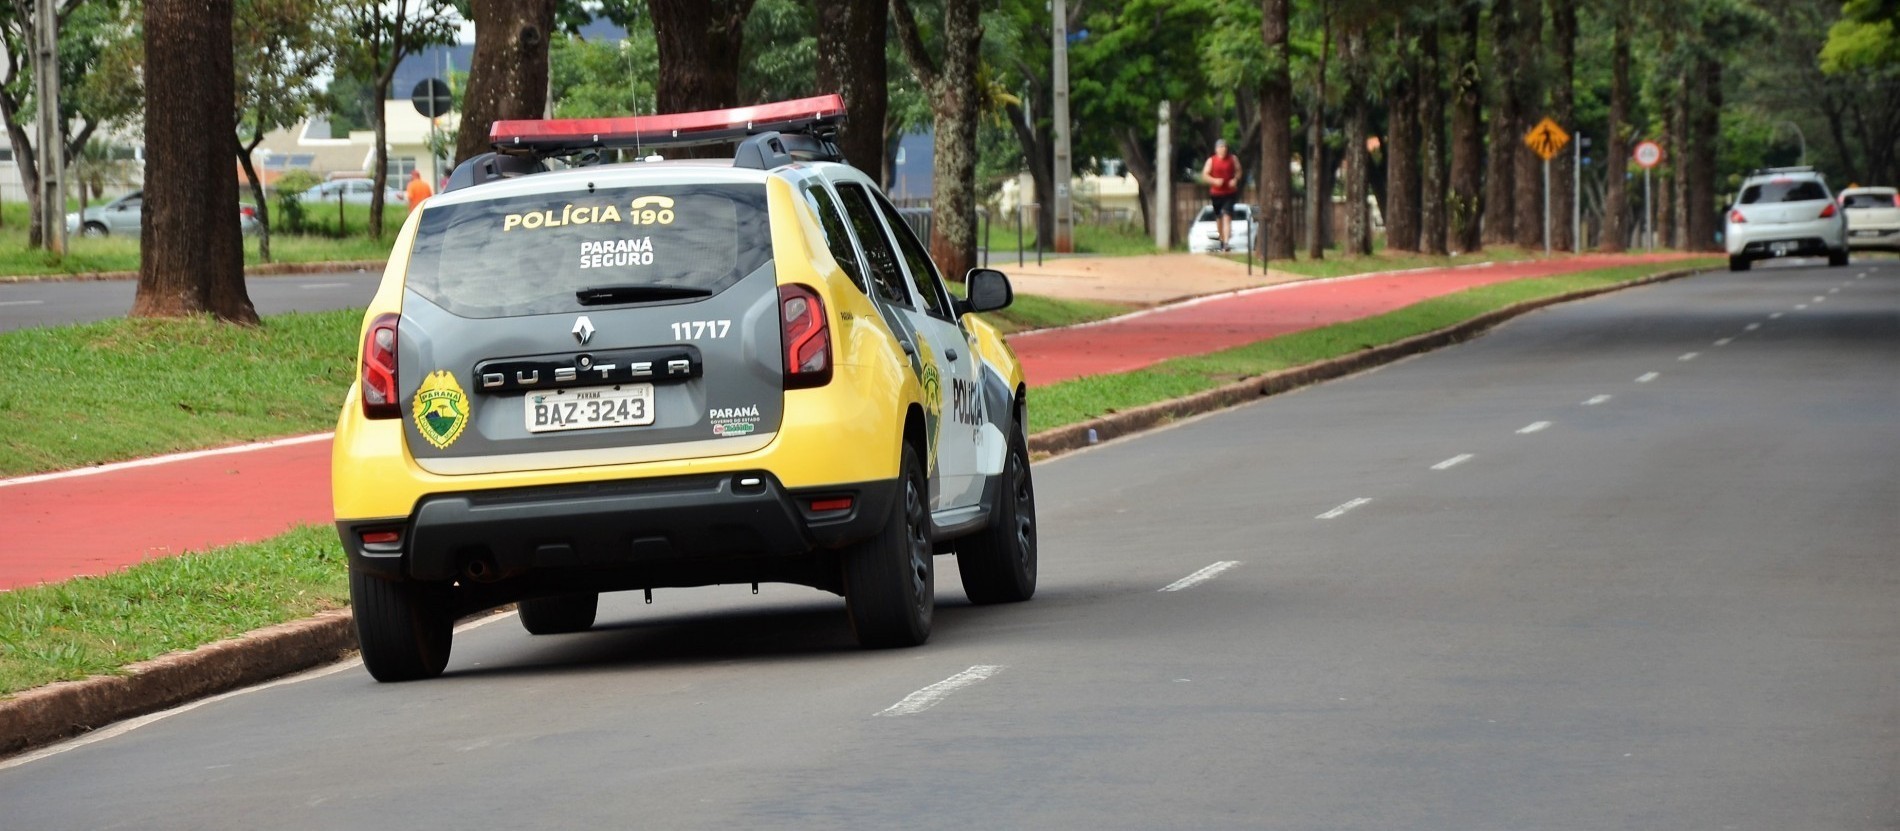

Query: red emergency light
[489,94,847,156]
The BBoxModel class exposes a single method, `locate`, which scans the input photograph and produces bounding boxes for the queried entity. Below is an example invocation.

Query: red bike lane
[0,254,1690,590]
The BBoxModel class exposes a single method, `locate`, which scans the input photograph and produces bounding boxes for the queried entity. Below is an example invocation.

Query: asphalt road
[0,271,381,332]
[3,259,1895,829]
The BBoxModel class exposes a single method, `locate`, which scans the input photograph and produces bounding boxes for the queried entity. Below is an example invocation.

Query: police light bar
[490,94,847,155]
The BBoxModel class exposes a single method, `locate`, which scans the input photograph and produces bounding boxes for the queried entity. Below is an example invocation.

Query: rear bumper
[1847,226,1900,249]
[337,470,897,583]
[1727,220,1843,256]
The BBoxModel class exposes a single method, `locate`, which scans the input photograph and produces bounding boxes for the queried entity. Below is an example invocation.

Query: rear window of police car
[404,184,771,318]
[1739,180,1829,205]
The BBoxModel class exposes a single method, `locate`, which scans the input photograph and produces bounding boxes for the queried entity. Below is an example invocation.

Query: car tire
[81,222,108,238]
[350,570,453,682]
[956,424,1037,605]
[843,444,933,648]
[1828,248,1849,267]
[518,592,600,635]
[1728,255,1751,272]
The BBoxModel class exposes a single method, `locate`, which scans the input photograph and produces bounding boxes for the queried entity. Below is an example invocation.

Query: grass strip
[0,526,349,696]
[0,201,400,279]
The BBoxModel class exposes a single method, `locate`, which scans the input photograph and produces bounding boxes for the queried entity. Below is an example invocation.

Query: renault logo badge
[572,316,596,345]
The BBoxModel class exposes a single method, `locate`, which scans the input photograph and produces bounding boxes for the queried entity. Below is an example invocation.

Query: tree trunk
[1600,7,1630,252]
[1004,101,1055,246]
[892,0,981,280]
[1417,18,1448,256]
[1448,4,1483,254]
[1343,27,1371,256]
[238,137,272,264]
[1259,0,1295,260]
[814,0,887,175]
[1115,127,1155,239]
[370,95,390,240]
[650,0,755,158]
[1685,56,1721,252]
[1,112,40,246]
[1483,0,1517,247]
[1549,0,1574,251]
[1305,11,1331,260]
[134,0,255,324]
[1511,0,1544,252]
[1384,21,1419,254]
[1670,76,1687,249]
[456,0,556,166]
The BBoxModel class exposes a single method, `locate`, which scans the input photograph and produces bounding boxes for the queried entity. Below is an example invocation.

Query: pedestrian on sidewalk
[405,170,434,214]
[1200,139,1240,252]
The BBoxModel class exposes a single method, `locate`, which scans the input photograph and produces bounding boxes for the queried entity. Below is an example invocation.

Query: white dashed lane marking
[1159,561,1242,592]
[1679,352,1699,361]
[1828,287,1840,294]
[1714,338,1733,346]
[0,300,45,306]
[1770,312,1785,319]
[1795,304,1808,310]
[1584,394,1612,405]
[1636,372,1660,383]
[1517,421,1551,434]
[877,666,1004,716]
[1745,323,1762,331]
[1317,498,1373,520]
[1812,296,1827,303]
[298,282,351,290]
[1432,454,1474,471]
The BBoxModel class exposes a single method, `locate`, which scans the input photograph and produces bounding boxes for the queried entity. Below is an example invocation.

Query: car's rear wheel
[81,222,107,238]
[518,592,599,635]
[350,570,453,682]
[1828,248,1849,267]
[956,425,1037,605]
[843,444,933,648]
[1728,255,1751,272]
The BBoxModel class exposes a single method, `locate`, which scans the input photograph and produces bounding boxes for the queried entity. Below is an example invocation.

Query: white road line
[1828,287,1840,294]
[1431,454,1474,470]
[1160,561,1242,592]
[1812,295,1827,302]
[1714,338,1733,347]
[0,299,45,306]
[876,665,1004,716]
[1517,421,1551,434]
[1584,394,1612,405]
[1745,322,1762,331]
[1636,372,1660,383]
[1770,312,1785,319]
[0,432,334,489]
[1795,304,1808,310]
[298,282,351,290]
[1316,498,1372,520]
[1678,352,1699,361]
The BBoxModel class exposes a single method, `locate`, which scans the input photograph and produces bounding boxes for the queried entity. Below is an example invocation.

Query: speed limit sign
[1633,140,1664,169]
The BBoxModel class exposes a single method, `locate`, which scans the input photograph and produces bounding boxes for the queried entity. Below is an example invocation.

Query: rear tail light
[361,313,401,419]
[1892,194,1899,208]
[1729,209,1747,224]
[778,284,832,389]
[1819,202,1838,219]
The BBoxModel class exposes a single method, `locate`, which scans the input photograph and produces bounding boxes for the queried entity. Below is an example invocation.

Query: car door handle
[901,341,917,357]
[945,348,960,362]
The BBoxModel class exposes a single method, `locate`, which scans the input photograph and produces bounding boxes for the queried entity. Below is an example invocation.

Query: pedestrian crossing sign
[1524,117,1570,161]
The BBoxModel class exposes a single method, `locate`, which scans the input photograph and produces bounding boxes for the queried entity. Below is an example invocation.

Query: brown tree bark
[1417,18,1448,256]
[134,0,255,323]
[1342,26,1372,256]
[1448,3,1484,254]
[1549,0,1575,251]
[1669,76,1687,249]
[650,0,756,158]
[892,0,982,281]
[1511,0,1544,251]
[1685,56,1722,252]
[1305,8,1331,260]
[1384,21,1419,253]
[814,0,888,175]
[1600,7,1630,252]
[456,0,556,165]
[1482,0,1518,247]
[1259,0,1295,260]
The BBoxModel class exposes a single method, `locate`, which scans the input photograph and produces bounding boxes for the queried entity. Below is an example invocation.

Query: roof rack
[1749,165,1817,176]
[488,94,847,162]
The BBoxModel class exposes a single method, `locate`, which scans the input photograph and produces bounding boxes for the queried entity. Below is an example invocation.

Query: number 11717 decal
[672,320,731,340]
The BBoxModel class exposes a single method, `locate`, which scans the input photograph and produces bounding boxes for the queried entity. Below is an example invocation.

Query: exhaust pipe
[464,558,498,582]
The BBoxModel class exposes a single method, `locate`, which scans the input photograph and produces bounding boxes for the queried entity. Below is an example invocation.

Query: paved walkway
[0,253,1694,590]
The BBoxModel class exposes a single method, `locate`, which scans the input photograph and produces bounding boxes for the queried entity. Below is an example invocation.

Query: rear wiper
[575,285,712,305]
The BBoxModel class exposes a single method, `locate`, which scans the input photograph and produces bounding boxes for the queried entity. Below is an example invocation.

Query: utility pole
[1051,0,1073,253]
[35,0,66,254]
[1154,101,1171,251]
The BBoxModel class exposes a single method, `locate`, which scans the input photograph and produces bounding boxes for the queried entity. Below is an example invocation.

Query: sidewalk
[0,253,1693,590]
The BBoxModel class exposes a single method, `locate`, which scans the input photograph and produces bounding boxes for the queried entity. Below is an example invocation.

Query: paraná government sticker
[413,370,471,449]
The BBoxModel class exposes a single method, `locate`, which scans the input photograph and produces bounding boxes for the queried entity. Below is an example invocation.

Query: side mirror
[963,268,1014,314]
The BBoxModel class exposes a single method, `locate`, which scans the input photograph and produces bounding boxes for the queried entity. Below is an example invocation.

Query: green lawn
[0,199,400,278]
[983,221,1157,258]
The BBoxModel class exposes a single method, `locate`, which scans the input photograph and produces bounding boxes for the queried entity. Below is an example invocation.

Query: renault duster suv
[333,96,1037,681]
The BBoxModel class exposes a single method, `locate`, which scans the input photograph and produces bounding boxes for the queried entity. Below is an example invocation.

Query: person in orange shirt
[405,169,433,213]
[1200,139,1240,252]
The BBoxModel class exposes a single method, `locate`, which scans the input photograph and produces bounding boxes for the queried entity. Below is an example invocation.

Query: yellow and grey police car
[332,96,1036,681]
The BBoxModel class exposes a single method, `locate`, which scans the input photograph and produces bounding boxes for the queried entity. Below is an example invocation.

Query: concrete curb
[0,261,386,284]
[0,263,1705,761]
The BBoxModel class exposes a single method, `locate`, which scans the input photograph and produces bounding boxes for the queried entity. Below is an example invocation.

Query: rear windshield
[404,184,771,318]
[1739,180,1829,205]
[1843,192,1894,209]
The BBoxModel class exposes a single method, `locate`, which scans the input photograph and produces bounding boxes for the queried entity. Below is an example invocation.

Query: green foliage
[742,0,815,103]
[550,30,659,117]
[272,169,324,232]
[1821,0,1900,73]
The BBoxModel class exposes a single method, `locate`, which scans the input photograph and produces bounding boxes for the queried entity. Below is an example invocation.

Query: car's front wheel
[843,444,933,648]
[518,592,599,635]
[81,222,108,238]
[350,570,453,682]
[956,425,1037,604]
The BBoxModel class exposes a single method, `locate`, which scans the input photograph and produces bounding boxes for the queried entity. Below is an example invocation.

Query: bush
[272,169,322,234]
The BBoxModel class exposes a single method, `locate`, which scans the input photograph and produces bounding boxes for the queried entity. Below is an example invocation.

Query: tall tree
[455,0,557,165]
[1600,1,1631,252]
[1384,17,1420,253]
[892,0,984,280]
[814,0,887,174]
[1510,0,1544,251]
[332,0,456,240]
[1258,0,1294,260]
[235,0,329,264]
[1548,0,1575,250]
[649,0,754,123]
[1482,0,1519,247]
[133,0,255,323]
[1341,23,1372,256]
[1303,0,1332,258]
[1417,14,1448,255]
[1447,0,1484,253]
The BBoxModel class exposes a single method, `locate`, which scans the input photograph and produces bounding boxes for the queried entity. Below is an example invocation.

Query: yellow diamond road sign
[1524,117,1570,161]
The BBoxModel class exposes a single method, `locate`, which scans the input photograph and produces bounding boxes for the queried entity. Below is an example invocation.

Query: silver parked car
[66,191,262,237]
[1839,186,1900,252]
[1724,167,1848,271]
[1187,204,1255,254]
[299,178,406,206]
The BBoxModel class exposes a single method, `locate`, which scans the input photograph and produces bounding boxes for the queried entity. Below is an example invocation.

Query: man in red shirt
[1200,139,1240,252]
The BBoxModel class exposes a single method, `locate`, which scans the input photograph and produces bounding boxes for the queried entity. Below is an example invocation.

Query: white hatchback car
[1839,186,1900,252]
[1724,167,1848,271]
[1187,204,1254,253]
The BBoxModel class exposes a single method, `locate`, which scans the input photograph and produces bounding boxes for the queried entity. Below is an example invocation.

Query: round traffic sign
[1633,140,1663,169]
[411,78,453,119]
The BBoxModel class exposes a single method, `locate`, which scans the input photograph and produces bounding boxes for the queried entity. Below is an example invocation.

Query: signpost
[1524,117,1570,256]
[1633,140,1663,252]
[411,79,454,187]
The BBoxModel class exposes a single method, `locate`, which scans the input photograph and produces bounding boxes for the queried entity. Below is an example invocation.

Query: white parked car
[1839,186,1900,252]
[1724,166,1848,271]
[66,190,262,237]
[299,178,405,206]
[1187,204,1255,253]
